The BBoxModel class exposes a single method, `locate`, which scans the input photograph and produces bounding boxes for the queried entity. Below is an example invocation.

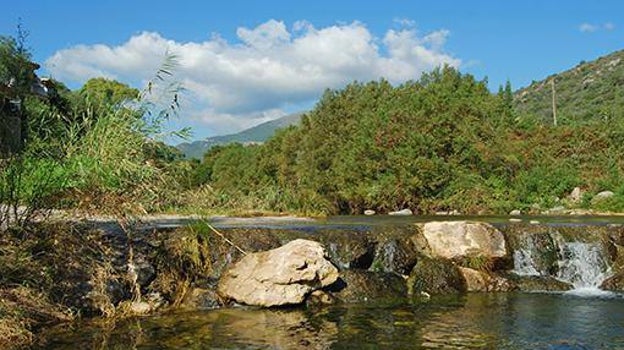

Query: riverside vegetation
[189,49,624,215]
[1,28,624,347]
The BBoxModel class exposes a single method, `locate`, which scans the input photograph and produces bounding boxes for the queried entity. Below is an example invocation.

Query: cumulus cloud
[45,19,460,137]
[579,22,616,33]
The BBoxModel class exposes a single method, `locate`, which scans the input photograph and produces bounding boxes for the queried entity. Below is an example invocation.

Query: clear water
[37,293,624,349]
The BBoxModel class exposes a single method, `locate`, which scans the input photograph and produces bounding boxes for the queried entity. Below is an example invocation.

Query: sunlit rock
[217,239,339,307]
[419,221,507,260]
[389,208,413,216]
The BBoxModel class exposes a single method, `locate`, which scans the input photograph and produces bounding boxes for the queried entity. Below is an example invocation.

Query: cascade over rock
[217,239,339,307]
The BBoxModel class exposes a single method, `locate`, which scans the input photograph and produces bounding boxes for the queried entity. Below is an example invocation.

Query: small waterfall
[556,242,612,294]
[512,232,613,294]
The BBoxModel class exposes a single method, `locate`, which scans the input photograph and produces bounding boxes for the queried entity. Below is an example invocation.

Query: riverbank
[2,217,624,349]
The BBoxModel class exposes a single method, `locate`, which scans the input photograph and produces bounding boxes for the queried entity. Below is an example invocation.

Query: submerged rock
[217,239,339,307]
[506,274,573,292]
[407,257,466,295]
[459,267,512,292]
[327,270,407,303]
[419,221,507,260]
[181,288,220,310]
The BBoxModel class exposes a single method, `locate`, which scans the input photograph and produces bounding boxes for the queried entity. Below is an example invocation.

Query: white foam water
[556,242,611,288]
[513,236,615,296]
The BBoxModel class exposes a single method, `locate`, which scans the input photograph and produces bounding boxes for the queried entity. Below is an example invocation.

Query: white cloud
[45,19,460,137]
[579,22,616,33]
[579,23,598,33]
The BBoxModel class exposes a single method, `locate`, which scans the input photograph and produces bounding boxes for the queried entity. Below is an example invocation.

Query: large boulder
[419,221,507,260]
[217,239,339,307]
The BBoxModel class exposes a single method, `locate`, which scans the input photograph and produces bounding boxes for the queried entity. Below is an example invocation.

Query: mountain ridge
[177,112,303,159]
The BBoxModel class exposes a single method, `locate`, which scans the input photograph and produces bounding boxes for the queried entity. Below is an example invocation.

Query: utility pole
[551,78,557,127]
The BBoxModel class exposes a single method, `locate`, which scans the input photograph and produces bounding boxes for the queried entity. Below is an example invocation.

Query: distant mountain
[177,112,303,159]
[514,49,624,124]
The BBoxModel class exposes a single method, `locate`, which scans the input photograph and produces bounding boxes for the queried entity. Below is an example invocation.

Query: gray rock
[364,209,376,216]
[509,209,521,216]
[217,239,339,307]
[569,187,582,203]
[389,208,413,216]
[593,191,615,203]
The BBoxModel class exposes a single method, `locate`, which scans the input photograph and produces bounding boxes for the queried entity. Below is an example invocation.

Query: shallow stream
[37,292,624,349]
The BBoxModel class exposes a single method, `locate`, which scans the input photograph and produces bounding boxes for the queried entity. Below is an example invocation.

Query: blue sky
[2,1,622,141]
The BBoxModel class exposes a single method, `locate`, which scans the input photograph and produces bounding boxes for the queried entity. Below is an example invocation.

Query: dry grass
[0,287,73,349]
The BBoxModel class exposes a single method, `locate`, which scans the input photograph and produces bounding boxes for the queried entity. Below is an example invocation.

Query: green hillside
[177,112,302,159]
[515,50,624,124]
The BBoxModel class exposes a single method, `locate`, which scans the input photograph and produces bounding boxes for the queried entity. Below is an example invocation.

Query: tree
[77,77,139,107]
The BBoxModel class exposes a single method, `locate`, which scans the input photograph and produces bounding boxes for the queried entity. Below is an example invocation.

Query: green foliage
[0,34,189,221]
[188,61,624,215]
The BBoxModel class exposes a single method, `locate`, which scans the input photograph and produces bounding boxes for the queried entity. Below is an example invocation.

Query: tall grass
[0,54,187,227]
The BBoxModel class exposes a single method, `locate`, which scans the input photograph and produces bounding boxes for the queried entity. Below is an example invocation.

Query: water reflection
[37,293,624,349]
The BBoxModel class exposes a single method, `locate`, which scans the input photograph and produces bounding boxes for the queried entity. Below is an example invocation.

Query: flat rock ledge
[217,239,339,307]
